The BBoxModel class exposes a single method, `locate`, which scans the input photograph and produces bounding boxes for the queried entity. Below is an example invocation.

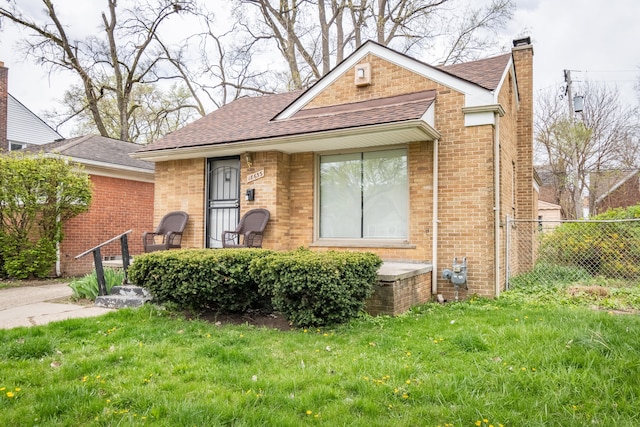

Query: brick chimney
[512,37,535,265]
[0,61,7,151]
[512,37,534,214]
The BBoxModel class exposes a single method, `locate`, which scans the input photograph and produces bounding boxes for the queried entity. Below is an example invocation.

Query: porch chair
[142,211,189,253]
[222,208,270,248]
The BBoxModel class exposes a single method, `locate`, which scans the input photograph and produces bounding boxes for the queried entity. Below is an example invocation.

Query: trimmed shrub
[128,248,273,313]
[250,249,382,327]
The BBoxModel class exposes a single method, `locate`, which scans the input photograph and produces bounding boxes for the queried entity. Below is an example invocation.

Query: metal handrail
[75,230,132,296]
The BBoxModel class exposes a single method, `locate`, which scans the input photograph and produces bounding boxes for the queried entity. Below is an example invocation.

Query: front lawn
[1,294,639,426]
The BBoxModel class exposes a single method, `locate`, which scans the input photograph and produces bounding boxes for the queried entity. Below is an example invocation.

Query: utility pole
[564,70,575,122]
[564,69,582,219]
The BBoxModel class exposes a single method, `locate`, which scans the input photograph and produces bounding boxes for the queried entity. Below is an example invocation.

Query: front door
[206,157,240,248]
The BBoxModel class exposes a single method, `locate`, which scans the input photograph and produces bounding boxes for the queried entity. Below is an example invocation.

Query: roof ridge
[290,90,436,120]
[51,134,93,154]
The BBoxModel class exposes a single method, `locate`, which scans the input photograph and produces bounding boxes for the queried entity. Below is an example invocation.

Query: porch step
[95,285,152,309]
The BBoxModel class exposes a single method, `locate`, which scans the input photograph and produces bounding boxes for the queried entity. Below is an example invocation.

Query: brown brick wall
[154,158,205,249]
[366,273,432,316]
[60,175,154,276]
[596,174,640,213]
[304,53,440,109]
[513,44,536,271]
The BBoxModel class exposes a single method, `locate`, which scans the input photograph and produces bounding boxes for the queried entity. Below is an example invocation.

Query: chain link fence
[506,218,640,289]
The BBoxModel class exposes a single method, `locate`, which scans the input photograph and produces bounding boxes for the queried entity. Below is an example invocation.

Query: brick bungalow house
[132,38,536,301]
[31,135,155,276]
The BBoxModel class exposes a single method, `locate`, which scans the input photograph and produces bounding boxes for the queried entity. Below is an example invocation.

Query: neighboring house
[594,169,640,215]
[0,61,62,151]
[538,200,562,230]
[28,135,155,276]
[132,38,536,300]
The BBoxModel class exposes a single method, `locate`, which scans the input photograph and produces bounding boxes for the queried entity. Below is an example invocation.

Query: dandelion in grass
[402,393,409,399]
[475,421,481,426]
[6,391,15,398]
[306,410,313,415]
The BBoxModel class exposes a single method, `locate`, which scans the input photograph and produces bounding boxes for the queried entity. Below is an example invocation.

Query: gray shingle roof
[26,135,153,171]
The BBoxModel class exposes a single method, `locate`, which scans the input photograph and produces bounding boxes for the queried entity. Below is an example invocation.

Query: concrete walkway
[0,282,114,329]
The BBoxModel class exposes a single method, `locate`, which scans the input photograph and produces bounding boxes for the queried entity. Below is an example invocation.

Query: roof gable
[276,41,509,120]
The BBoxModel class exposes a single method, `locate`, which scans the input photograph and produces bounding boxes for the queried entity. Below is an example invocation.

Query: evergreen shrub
[250,248,382,327]
[128,248,273,313]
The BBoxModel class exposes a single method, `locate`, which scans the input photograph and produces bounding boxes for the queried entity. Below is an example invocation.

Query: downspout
[432,138,439,296]
[494,115,501,297]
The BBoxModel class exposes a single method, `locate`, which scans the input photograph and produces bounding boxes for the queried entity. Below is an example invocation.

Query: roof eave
[131,120,441,162]
[42,153,155,182]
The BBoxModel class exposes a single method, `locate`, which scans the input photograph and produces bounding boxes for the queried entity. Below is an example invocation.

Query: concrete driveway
[0,282,113,329]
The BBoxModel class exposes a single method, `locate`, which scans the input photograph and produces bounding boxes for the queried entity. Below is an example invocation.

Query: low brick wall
[366,263,433,316]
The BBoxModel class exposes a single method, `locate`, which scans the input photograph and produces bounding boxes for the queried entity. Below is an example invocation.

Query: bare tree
[535,83,640,218]
[235,0,514,89]
[0,0,211,142]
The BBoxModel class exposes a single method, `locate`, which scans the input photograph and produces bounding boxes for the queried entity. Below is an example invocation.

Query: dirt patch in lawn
[185,310,294,331]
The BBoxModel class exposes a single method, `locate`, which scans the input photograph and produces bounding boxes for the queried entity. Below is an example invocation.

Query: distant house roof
[134,41,512,161]
[7,93,62,146]
[27,134,154,182]
[539,200,562,211]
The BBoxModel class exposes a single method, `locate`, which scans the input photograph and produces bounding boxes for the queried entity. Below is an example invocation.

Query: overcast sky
[0,0,638,137]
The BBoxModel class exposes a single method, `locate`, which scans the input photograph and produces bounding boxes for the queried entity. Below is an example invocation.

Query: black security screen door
[206,157,240,248]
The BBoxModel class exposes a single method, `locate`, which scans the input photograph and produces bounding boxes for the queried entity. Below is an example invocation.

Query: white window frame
[313,145,413,248]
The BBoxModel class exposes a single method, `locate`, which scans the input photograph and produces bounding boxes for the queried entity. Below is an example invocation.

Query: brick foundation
[366,263,433,316]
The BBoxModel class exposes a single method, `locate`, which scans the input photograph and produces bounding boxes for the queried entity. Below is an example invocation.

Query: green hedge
[129,248,383,327]
[128,249,274,313]
[250,249,382,327]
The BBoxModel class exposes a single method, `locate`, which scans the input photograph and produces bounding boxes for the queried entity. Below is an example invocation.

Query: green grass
[1,292,639,426]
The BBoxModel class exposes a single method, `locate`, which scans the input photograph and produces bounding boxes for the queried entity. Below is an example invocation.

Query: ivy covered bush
[129,248,383,327]
[250,249,382,327]
[128,249,274,313]
[538,204,640,279]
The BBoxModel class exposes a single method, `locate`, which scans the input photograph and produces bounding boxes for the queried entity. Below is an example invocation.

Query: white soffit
[133,121,439,162]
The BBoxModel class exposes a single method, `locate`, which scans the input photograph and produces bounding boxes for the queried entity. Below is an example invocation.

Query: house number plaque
[247,169,265,183]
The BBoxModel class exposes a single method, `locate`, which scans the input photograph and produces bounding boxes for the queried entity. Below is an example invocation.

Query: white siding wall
[7,94,61,147]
